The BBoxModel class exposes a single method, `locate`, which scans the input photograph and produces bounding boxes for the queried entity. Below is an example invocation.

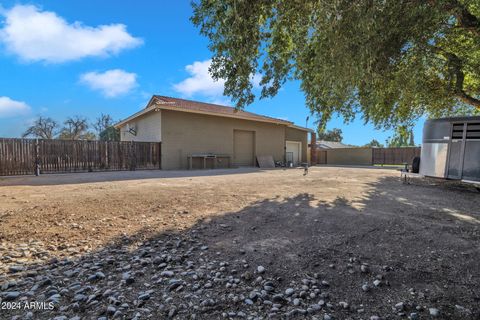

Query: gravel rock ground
[0,167,479,319]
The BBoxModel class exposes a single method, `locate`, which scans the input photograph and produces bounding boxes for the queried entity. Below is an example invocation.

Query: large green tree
[317,128,343,142]
[387,125,417,147]
[192,0,480,129]
[364,139,384,148]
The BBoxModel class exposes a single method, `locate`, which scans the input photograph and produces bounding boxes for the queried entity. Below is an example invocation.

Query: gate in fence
[0,138,161,176]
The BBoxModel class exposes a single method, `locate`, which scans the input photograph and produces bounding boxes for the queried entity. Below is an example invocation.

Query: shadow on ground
[1,176,479,319]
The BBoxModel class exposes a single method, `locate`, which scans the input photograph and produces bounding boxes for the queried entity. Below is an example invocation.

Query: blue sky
[0,1,423,145]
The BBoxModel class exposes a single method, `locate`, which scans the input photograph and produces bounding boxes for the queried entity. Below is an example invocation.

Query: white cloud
[173,59,261,100]
[0,5,142,63]
[80,69,138,98]
[210,97,233,106]
[251,73,262,87]
[0,96,31,118]
[173,60,225,97]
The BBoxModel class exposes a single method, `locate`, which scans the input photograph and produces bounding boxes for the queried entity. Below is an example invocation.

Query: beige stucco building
[115,96,312,170]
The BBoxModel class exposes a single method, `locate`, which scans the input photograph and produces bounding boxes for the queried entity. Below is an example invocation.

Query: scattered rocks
[122,272,135,285]
[161,270,174,277]
[0,229,451,320]
[106,306,116,316]
[88,271,105,281]
[285,288,294,296]
[168,307,177,318]
[8,265,24,273]
[455,305,471,314]
[73,293,87,302]
[360,264,370,273]
[395,302,404,310]
[138,292,150,301]
[2,291,20,301]
[272,294,287,304]
[429,308,440,317]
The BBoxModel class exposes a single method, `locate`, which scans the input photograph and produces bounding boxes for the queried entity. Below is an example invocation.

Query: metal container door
[447,123,465,179]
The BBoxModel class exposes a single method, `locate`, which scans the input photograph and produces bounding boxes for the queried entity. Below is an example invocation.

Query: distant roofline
[316,140,353,149]
[114,95,313,132]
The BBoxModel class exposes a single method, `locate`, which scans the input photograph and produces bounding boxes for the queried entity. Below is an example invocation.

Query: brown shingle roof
[152,95,293,125]
[115,95,313,132]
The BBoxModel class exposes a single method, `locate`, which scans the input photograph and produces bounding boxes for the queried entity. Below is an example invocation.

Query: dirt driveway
[0,167,479,319]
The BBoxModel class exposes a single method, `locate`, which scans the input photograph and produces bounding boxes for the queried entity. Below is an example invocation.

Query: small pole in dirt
[303,162,309,176]
[35,139,40,176]
[35,160,40,176]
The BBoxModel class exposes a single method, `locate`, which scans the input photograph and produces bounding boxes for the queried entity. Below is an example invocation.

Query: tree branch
[447,0,480,36]
[449,51,480,109]
[431,46,480,109]
[457,91,480,108]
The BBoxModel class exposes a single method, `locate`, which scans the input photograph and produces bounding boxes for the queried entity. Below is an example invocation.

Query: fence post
[130,141,136,171]
[310,132,317,165]
[87,141,92,172]
[105,141,109,169]
[158,142,162,169]
[34,139,40,176]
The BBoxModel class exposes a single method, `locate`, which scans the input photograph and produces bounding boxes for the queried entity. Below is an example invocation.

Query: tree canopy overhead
[192,0,480,129]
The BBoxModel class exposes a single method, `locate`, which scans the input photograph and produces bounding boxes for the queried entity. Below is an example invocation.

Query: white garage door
[286,141,301,166]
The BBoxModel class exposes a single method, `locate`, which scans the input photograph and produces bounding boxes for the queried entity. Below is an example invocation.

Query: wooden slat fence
[372,147,421,165]
[315,146,421,166]
[0,138,161,176]
[0,138,37,175]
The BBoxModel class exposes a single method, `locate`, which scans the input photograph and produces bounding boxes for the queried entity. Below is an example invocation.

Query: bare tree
[93,113,120,141]
[93,114,113,136]
[22,116,59,139]
[59,116,94,140]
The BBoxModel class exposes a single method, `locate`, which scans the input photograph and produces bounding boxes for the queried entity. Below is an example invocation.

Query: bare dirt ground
[0,167,479,320]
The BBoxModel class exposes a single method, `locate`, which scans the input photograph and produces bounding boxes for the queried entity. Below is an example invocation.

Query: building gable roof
[153,96,293,125]
[115,95,313,132]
